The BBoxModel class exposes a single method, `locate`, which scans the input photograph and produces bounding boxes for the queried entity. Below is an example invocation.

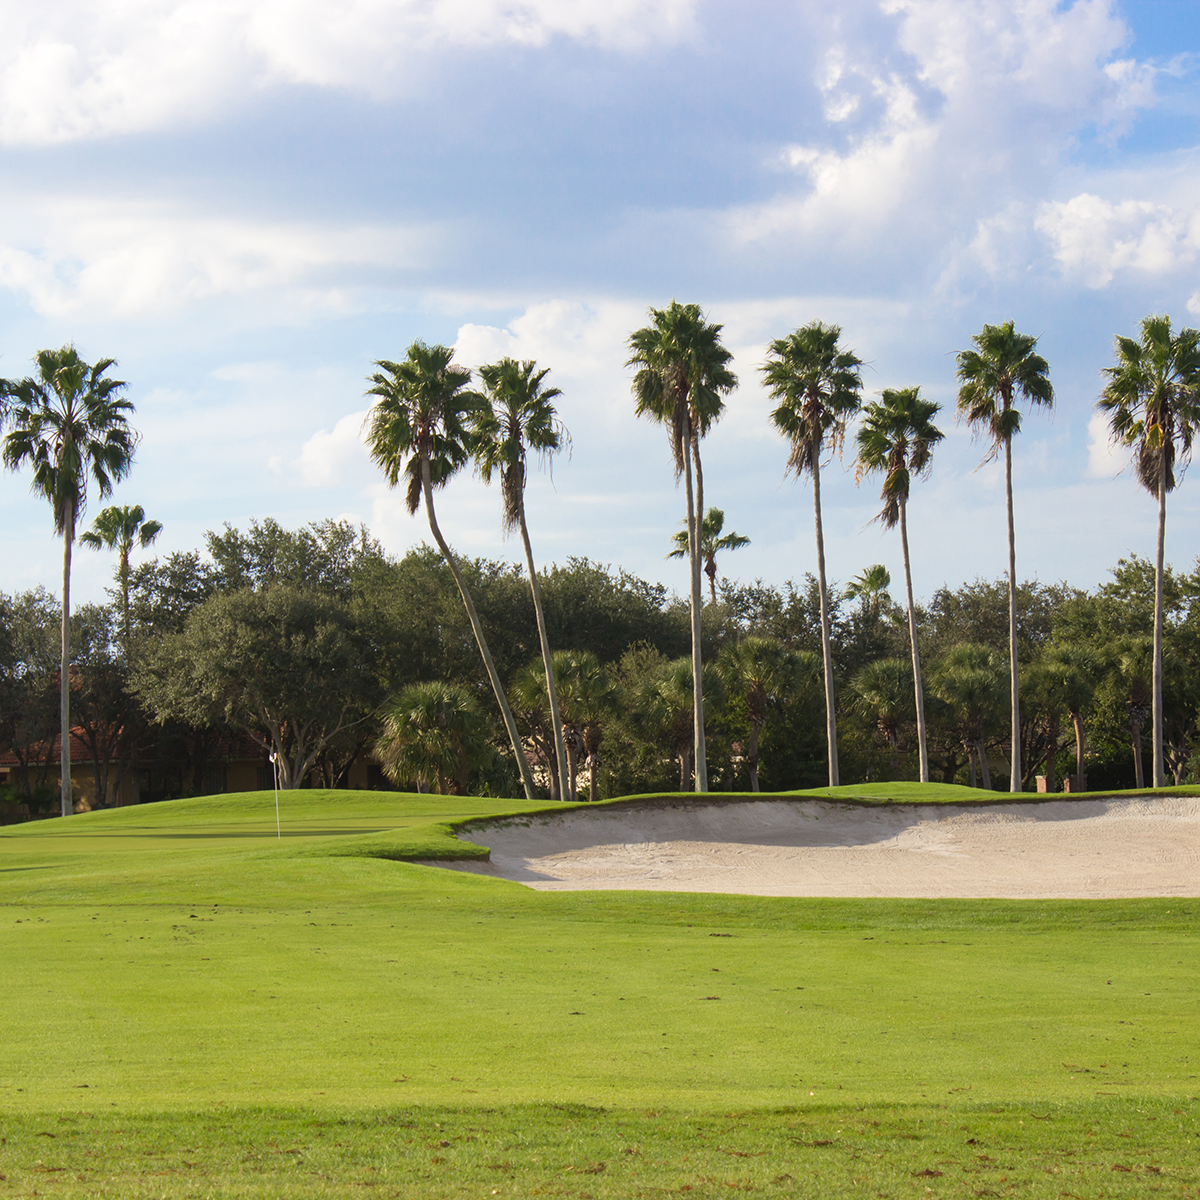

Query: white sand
[428,795,1200,898]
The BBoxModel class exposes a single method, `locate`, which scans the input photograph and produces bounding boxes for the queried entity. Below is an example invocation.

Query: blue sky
[2,0,1198,610]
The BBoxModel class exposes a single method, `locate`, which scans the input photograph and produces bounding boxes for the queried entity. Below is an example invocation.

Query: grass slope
[1,786,1197,1197]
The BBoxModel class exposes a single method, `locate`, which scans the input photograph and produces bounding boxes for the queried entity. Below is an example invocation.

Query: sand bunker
[430,794,1200,898]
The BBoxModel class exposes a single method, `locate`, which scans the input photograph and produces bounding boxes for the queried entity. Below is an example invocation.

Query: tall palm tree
[855,386,944,783]
[364,341,535,800]
[1097,314,1200,788]
[80,504,162,650]
[628,301,737,792]
[956,321,1053,793]
[762,321,863,787]
[2,346,138,818]
[667,506,750,604]
[718,636,818,792]
[469,357,571,805]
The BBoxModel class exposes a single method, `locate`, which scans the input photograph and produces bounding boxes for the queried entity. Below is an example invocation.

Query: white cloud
[295,409,371,487]
[0,0,697,145]
[1036,192,1200,287]
[0,198,436,318]
[1086,410,1124,478]
[729,0,1153,276]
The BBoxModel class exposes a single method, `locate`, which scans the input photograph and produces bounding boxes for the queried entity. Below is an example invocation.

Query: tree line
[1,522,1198,807]
[1,308,1197,810]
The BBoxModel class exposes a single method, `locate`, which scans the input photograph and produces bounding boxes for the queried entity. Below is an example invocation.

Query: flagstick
[271,751,280,840]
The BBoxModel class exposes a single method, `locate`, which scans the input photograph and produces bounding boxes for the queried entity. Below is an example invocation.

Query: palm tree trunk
[1004,436,1021,792]
[899,499,929,783]
[60,506,74,818]
[977,741,992,790]
[811,446,839,787]
[1131,719,1145,789]
[421,457,535,801]
[685,432,707,792]
[119,551,131,652]
[748,719,761,793]
[1071,710,1086,782]
[565,727,579,801]
[1152,473,1166,788]
[1045,710,1059,792]
[518,506,570,803]
[967,745,977,788]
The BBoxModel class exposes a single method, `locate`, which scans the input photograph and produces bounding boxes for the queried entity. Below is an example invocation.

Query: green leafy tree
[375,681,494,795]
[80,504,162,649]
[668,506,750,604]
[134,586,377,790]
[763,320,863,787]
[956,321,1053,793]
[470,357,571,804]
[364,342,535,800]
[2,347,138,817]
[1097,314,1200,787]
[628,301,737,793]
[855,386,944,782]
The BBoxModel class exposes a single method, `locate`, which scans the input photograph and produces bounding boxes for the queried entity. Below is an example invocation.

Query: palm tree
[1097,314,1200,788]
[1113,636,1152,789]
[510,660,563,801]
[469,357,571,805]
[718,636,818,792]
[956,321,1053,793]
[639,657,726,793]
[575,658,619,804]
[80,504,162,649]
[848,657,914,779]
[762,321,863,787]
[2,347,138,818]
[628,303,736,793]
[932,644,1005,789]
[855,386,944,783]
[364,341,535,800]
[552,649,618,802]
[843,564,892,621]
[1041,645,1096,787]
[667,506,750,604]
[376,681,493,795]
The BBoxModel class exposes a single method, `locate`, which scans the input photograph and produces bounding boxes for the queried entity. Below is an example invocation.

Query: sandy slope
[429,795,1200,898]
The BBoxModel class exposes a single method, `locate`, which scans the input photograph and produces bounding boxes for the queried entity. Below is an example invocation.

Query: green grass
[2,786,1197,1197]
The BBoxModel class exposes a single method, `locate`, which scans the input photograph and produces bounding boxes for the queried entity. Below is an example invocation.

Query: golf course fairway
[1,787,1197,1197]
